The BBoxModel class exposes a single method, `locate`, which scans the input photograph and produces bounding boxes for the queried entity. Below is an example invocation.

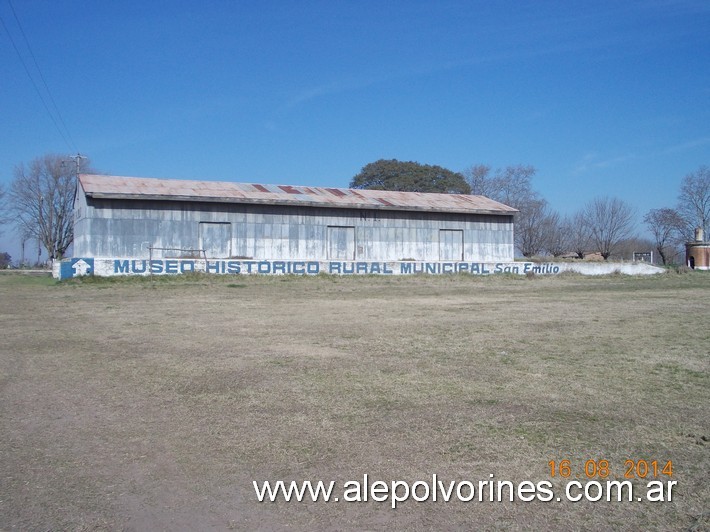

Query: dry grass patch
[1,272,708,530]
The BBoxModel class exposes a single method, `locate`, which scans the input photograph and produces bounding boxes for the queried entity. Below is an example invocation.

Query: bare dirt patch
[1,273,708,530]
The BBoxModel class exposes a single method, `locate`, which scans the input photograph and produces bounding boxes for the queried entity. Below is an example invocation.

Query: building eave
[85,191,516,216]
[79,174,518,216]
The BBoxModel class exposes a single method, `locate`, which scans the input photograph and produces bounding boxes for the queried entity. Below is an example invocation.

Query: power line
[7,0,77,152]
[0,0,77,152]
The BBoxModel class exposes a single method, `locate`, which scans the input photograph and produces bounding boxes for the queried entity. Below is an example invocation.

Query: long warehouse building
[73,174,518,263]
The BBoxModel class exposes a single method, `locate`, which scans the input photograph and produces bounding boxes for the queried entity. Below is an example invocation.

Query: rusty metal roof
[78,174,517,215]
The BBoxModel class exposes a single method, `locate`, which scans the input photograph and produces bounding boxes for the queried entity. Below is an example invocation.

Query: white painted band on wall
[54,258,665,280]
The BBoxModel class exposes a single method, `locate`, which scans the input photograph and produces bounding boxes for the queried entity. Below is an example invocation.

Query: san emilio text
[113,259,562,275]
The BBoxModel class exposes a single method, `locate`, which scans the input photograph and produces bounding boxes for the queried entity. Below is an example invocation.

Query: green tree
[350,159,470,194]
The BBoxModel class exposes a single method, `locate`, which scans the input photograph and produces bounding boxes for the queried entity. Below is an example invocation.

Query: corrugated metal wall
[74,197,515,262]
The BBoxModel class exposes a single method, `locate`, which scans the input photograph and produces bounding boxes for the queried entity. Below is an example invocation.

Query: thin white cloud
[278,25,644,115]
[282,73,389,111]
[662,137,710,154]
[572,152,637,175]
[274,1,709,126]
[287,82,345,108]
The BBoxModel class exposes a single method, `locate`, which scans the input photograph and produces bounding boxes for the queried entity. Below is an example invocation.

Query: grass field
[1,271,708,531]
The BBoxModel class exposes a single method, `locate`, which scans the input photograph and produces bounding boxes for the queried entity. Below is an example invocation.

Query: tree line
[352,159,710,264]
[0,154,707,265]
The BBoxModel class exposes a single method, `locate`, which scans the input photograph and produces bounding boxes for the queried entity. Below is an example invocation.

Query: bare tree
[465,164,494,197]
[463,164,537,205]
[474,165,536,207]
[516,198,558,257]
[677,165,710,239]
[644,208,685,265]
[541,211,567,257]
[0,183,7,235]
[582,196,636,260]
[9,154,92,261]
[463,164,547,255]
[566,212,593,259]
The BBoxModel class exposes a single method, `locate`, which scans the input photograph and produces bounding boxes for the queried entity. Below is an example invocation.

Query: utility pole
[69,153,87,176]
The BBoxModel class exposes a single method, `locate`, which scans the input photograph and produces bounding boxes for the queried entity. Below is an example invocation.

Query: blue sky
[1,0,708,259]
